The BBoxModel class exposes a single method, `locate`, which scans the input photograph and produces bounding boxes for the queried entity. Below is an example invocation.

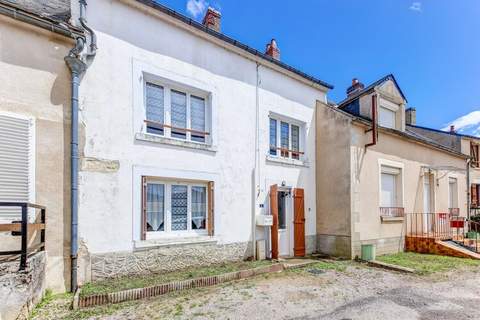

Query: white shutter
[0,114,30,222]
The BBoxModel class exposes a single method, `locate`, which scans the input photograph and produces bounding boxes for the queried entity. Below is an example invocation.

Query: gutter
[0,1,83,39]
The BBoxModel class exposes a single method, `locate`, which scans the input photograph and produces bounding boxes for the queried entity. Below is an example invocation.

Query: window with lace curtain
[144,180,207,234]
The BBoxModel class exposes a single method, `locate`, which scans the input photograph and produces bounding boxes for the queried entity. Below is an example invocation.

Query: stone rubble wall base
[89,241,252,281]
[405,236,479,259]
[0,252,46,320]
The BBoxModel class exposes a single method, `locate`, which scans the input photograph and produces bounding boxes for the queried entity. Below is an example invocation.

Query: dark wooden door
[270,184,279,260]
[293,188,306,257]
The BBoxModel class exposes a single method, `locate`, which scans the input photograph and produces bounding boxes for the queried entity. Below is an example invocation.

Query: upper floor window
[269,116,303,160]
[378,106,396,129]
[471,142,479,168]
[144,81,209,144]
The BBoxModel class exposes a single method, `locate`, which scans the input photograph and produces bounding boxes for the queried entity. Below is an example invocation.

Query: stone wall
[89,241,252,281]
[0,252,46,320]
[405,237,479,259]
[317,234,352,258]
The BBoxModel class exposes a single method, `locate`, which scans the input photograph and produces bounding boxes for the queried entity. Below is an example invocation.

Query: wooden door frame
[269,184,279,260]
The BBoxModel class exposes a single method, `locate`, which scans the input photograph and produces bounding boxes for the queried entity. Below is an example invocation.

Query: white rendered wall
[76,0,327,254]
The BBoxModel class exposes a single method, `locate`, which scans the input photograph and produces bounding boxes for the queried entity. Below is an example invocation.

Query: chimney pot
[202,7,221,32]
[346,78,365,97]
[405,107,416,126]
[450,125,456,133]
[265,39,280,60]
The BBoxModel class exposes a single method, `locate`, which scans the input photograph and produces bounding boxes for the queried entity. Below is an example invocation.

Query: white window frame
[143,78,211,144]
[448,176,458,209]
[378,159,404,209]
[268,112,306,161]
[145,178,208,239]
[132,59,218,150]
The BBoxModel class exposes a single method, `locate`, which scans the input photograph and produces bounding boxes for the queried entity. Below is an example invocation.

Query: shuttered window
[0,115,31,222]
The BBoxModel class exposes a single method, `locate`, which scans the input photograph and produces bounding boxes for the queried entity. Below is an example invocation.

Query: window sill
[134,235,218,251]
[265,155,309,168]
[135,133,217,153]
[380,216,404,223]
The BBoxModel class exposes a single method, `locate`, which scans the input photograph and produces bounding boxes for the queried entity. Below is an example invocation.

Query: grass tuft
[376,252,480,275]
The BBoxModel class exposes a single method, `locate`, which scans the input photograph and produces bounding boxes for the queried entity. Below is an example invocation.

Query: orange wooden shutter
[207,181,215,236]
[141,176,147,240]
[269,184,279,260]
[472,184,478,207]
[293,188,306,257]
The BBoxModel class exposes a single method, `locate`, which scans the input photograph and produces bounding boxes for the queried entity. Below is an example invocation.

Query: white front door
[277,191,291,257]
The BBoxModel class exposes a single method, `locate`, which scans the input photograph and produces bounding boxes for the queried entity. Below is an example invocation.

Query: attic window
[378,106,396,129]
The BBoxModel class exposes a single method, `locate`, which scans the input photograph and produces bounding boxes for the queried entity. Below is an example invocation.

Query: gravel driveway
[95,262,480,320]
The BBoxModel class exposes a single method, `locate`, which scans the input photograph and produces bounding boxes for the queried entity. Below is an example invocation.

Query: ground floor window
[142,178,212,238]
[380,165,404,217]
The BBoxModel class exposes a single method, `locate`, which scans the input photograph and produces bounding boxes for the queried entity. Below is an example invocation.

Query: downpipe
[65,0,97,293]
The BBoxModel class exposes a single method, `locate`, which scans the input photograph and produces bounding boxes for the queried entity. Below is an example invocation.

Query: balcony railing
[380,207,405,217]
[0,202,46,270]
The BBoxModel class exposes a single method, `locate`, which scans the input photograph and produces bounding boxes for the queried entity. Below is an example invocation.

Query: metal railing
[405,212,464,240]
[465,220,480,253]
[0,202,46,270]
[380,207,405,217]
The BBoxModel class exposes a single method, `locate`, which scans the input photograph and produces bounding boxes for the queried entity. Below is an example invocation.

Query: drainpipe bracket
[64,56,87,75]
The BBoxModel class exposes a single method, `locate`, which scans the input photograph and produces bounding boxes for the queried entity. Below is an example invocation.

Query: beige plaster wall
[315,102,352,256]
[350,124,467,257]
[0,15,74,292]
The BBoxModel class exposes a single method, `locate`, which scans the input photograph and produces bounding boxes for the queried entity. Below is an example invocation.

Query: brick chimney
[265,39,280,60]
[450,125,456,133]
[346,78,365,97]
[202,7,221,32]
[405,108,416,125]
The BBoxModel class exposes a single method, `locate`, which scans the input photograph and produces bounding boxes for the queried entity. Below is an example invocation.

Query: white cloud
[442,110,480,137]
[409,2,422,12]
[186,0,208,18]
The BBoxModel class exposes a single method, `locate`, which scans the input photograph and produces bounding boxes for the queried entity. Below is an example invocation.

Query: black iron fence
[0,202,46,270]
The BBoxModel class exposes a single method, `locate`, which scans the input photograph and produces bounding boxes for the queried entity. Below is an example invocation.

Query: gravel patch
[32,262,480,320]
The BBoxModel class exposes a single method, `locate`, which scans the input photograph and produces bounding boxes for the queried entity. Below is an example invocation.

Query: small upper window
[269,116,304,161]
[379,106,396,129]
[144,82,209,144]
[471,143,479,168]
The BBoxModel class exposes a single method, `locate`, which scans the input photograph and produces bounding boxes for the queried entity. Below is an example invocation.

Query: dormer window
[378,106,396,129]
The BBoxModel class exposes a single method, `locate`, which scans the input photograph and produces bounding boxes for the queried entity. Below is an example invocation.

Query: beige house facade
[0,1,84,293]
[407,120,480,217]
[316,76,469,258]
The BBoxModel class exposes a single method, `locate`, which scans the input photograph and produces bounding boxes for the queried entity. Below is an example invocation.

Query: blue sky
[159,0,480,135]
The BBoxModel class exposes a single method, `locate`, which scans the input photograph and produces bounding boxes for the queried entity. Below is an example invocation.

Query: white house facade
[75,0,332,282]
